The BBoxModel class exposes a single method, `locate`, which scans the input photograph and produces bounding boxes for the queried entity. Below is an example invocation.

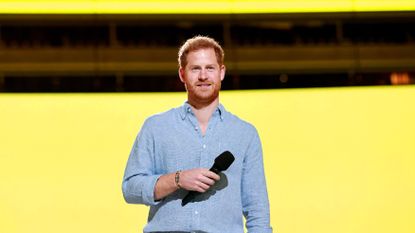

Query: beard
[185,81,221,105]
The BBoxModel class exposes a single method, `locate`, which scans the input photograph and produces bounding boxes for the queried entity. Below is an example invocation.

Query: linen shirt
[122,102,272,233]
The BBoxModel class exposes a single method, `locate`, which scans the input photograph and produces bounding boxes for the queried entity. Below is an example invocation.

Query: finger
[195,186,207,193]
[197,181,210,192]
[199,175,216,186]
[190,181,209,192]
[204,171,221,181]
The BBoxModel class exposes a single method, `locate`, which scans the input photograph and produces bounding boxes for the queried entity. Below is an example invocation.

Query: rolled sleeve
[142,174,162,205]
[123,174,162,206]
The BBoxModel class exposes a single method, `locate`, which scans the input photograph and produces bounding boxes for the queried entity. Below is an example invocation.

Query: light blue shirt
[122,102,272,233]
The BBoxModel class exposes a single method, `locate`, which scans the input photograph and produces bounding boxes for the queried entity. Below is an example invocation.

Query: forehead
[186,48,219,66]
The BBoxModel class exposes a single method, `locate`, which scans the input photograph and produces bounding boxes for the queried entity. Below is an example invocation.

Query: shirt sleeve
[241,127,273,233]
[122,118,162,206]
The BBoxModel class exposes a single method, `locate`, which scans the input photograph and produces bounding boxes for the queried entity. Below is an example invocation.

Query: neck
[188,97,219,132]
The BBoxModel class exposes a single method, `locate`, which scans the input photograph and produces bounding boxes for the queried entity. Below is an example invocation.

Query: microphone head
[213,151,235,171]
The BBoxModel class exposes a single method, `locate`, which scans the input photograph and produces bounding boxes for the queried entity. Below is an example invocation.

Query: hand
[179,168,220,192]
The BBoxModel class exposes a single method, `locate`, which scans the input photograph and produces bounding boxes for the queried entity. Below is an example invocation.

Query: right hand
[179,168,221,192]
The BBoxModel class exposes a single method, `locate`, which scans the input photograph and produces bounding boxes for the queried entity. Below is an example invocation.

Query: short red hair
[178,35,224,68]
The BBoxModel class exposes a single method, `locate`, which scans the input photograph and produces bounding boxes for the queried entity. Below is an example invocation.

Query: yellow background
[1,86,415,233]
[0,0,414,13]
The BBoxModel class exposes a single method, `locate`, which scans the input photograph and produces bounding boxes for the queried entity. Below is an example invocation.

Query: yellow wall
[1,86,414,233]
[0,0,414,13]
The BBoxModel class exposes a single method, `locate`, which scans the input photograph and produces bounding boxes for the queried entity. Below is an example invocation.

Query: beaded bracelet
[175,170,181,189]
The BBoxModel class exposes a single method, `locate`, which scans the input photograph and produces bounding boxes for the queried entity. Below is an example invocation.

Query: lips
[196,83,212,87]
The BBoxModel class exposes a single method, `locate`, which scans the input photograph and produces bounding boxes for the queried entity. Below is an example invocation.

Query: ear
[220,65,226,81]
[178,67,185,83]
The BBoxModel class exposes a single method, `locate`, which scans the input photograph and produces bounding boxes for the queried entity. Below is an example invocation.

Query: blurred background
[0,0,414,91]
[1,1,414,233]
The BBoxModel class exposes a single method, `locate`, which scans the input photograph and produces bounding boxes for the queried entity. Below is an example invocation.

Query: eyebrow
[188,64,217,68]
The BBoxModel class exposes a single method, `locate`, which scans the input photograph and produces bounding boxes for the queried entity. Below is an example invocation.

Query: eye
[191,67,201,72]
[206,66,215,71]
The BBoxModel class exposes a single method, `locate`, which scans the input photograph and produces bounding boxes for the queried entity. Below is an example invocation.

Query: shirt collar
[180,102,225,121]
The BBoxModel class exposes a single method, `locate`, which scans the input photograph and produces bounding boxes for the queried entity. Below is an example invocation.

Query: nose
[198,69,208,81]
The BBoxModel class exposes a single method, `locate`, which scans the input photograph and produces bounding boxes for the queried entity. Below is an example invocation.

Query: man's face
[179,48,225,105]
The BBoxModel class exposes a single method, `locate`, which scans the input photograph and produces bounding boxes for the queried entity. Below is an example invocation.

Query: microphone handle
[181,167,221,206]
[181,190,197,206]
[210,167,220,174]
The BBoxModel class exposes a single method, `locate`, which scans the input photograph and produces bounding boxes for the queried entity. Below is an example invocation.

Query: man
[122,36,272,233]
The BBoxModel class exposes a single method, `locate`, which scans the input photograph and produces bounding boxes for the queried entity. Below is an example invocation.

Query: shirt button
[202,144,206,149]
[195,211,198,214]
[194,127,198,131]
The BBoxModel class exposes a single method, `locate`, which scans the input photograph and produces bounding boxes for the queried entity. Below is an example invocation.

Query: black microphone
[181,151,235,206]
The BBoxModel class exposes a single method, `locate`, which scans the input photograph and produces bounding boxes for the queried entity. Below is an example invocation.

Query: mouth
[196,83,212,87]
